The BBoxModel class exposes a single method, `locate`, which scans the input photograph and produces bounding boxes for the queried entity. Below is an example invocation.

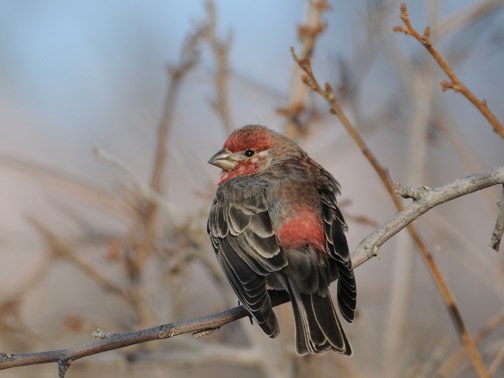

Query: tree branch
[352,165,504,267]
[290,46,492,378]
[278,0,330,139]
[489,185,504,251]
[393,3,504,139]
[130,29,200,276]
[202,0,234,135]
[1,166,503,373]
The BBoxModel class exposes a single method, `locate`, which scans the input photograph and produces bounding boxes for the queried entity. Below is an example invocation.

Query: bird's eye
[244,149,255,157]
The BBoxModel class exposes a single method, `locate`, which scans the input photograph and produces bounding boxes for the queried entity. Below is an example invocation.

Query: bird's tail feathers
[285,278,352,356]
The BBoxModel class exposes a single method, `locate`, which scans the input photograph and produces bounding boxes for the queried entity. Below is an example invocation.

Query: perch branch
[393,3,504,139]
[0,303,249,371]
[291,47,492,378]
[1,166,503,373]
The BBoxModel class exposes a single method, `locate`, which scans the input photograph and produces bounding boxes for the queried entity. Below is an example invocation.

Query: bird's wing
[319,189,357,323]
[207,177,287,336]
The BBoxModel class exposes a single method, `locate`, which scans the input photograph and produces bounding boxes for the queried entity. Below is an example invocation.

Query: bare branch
[279,0,330,138]
[393,3,504,139]
[0,291,288,371]
[130,30,200,275]
[489,185,504,251]
[202,0,234,135]
[394,183,432,201]
[352,165,504,267]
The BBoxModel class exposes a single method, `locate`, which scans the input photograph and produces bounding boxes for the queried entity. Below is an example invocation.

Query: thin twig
[278,0,330,139]
[393,3,504,139]
[291,47,492,378]
[489,185,504,251]
[2,165,503,373]
[97,28,202,331]
[130,32,199,275]
[202,0,234,135]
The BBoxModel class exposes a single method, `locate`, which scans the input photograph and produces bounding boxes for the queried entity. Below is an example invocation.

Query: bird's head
[208,125,295,184]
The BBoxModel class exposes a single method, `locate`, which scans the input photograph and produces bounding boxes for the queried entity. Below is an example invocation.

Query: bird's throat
[218,161,261,185]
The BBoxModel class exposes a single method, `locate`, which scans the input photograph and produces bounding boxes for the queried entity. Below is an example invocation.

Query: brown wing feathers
[208,178,287,337]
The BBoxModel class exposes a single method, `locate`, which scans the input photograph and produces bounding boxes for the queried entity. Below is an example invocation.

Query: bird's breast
[276,207,326,253]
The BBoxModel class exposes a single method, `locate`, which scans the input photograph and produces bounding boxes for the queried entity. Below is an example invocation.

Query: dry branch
[202,0,234,135]
[353,165,504,266]
[290,46,492,377]
[129,30,200,277]
[489,185,504,251]
[393,3,504,139]
[278,0,330,138]
[1,166,503,374]
[0,291,288,373]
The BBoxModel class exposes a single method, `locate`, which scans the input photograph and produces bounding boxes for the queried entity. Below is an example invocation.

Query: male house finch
[207,125,356,355]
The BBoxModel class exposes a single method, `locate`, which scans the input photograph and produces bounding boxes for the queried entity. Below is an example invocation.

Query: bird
[207,125,356,355]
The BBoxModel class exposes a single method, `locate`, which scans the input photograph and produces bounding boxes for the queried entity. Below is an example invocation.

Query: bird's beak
[208,148,238,171]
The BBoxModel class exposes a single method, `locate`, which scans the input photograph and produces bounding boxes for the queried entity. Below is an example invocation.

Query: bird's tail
[285,278,352,356]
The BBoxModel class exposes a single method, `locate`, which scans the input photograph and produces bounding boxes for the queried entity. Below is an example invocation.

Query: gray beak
[208,148,238,171]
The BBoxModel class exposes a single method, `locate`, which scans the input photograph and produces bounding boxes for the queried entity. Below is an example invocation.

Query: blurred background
[1,0,504,377]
